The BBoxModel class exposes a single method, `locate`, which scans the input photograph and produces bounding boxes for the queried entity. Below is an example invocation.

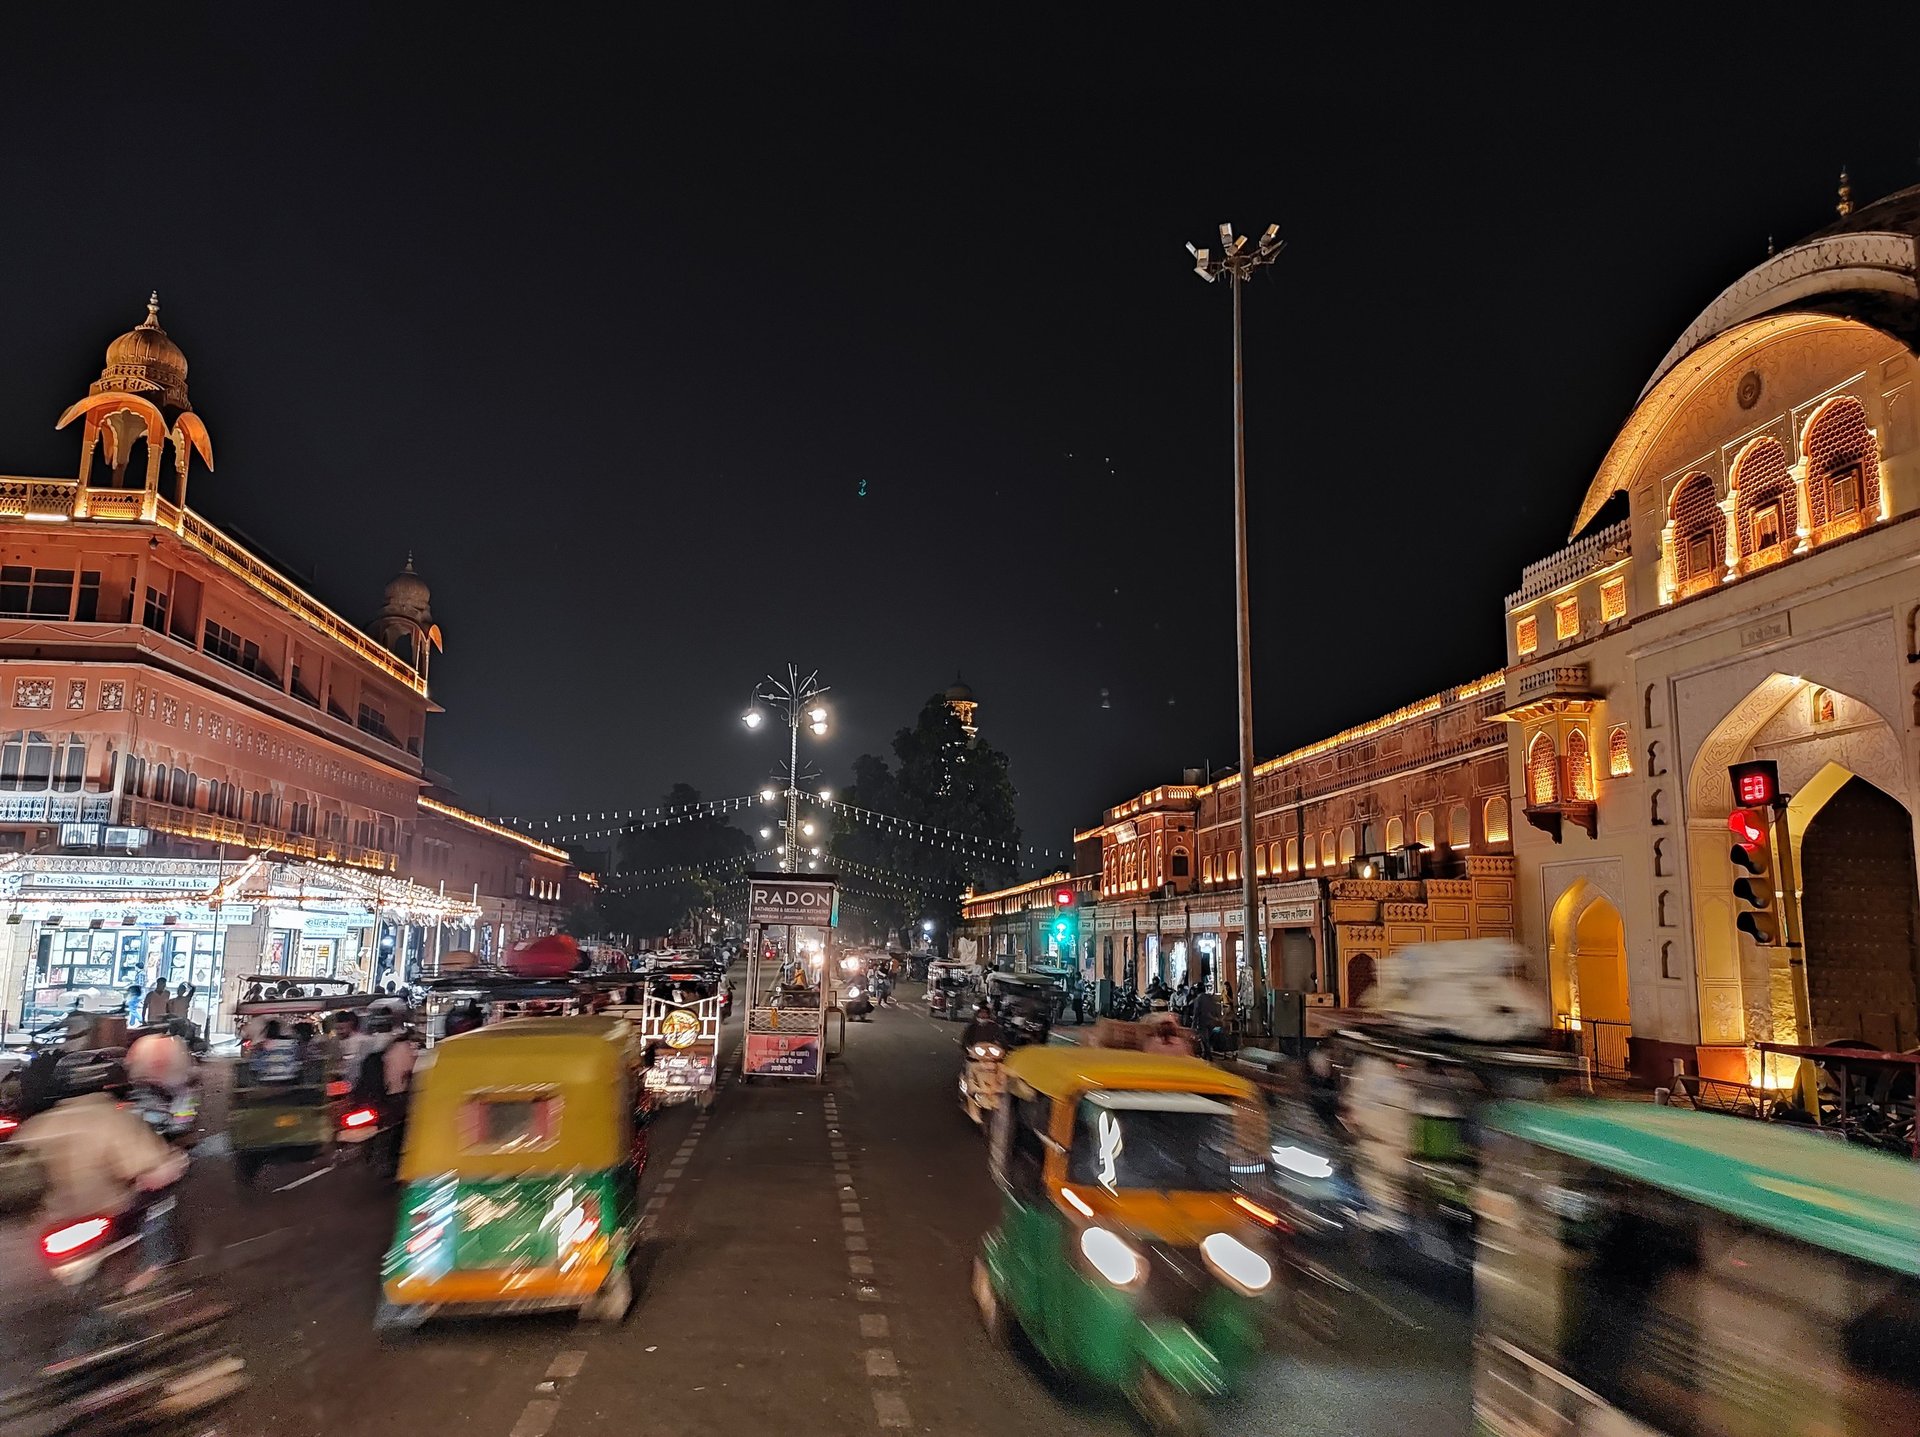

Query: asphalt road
[0,983,1471,1436]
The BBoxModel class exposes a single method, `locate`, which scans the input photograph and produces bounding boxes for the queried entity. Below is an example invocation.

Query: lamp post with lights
[742,665,830,873]
[1186,221,1285,1038]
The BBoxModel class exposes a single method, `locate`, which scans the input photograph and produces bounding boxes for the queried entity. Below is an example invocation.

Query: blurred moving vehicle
[926,961,979,1021]
[1474,1100,1920,1437]
[378,1016,640,1329]
[973,1047,1278,1435]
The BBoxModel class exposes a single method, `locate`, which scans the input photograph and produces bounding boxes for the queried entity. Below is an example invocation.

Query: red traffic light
[1729,759,1780,808]
[1054,887,1074,907]
[1727,808,1766,846]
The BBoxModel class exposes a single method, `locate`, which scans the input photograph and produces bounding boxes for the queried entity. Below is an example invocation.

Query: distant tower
[373,554,443,681]
[55,294,214,511]
[944,675,979,745]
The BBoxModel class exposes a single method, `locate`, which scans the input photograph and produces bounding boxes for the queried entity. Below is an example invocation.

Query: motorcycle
[128,1084,200,1151]
[845,983,874,1022]
[959,1040,1005,1127]
[0,1200,247,1434]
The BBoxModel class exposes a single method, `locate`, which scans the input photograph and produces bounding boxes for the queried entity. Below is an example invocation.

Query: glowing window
[1608,725,1631,776]
[1527,731,1558,805]
[1516,614,1538,655]
[1554,597,1580,640]
[1484,796,1510,843]
[1415,810,1434,849]
[1733,437,1793,566]
[1338,826,1356,863]
[1670,473,1724,594]
[1600,575,1626,622]
[1804,397,1878,533]
[1385,816,1404,850]
[1566,729,1595,801]
[1254,846,1267,876]
[1284,837,1299,873]
[1320,831,1335,867]
[1226,851,1238,882]
[1448,804,1471,849]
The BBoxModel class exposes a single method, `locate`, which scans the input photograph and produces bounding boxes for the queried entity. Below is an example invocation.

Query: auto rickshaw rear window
[1067,1092,1236,1193]
[459,1093,560,1153]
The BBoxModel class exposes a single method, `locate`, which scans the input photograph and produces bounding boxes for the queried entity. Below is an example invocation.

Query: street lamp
[743,664,832,872]
[1187,220,1285,1039]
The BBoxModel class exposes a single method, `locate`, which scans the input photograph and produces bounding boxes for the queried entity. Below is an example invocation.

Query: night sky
[3,10,1918,862]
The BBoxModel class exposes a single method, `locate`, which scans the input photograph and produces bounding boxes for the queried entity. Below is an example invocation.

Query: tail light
[341,1106,378,1130]
[42,1216,112,1259]
[0,1117,18,1135]
[325,1080,351,1098]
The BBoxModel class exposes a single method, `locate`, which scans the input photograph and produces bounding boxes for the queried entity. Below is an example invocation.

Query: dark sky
[3,9,1918,863]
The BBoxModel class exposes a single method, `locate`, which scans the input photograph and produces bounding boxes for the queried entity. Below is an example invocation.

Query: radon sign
[748,875,839,926]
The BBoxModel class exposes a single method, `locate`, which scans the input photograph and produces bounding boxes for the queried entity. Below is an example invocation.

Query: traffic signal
[1728,806,1780,945]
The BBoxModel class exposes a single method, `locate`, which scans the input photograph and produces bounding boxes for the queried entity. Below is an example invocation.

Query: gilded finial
[143,291,160,327]
[404,550,415,571]
[1837,167,1853,218]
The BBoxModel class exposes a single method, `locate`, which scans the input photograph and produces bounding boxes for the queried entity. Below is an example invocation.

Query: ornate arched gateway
[1799,776,1920,1050]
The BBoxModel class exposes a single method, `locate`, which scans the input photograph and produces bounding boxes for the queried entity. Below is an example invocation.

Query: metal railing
[1557,1014,1631,1080]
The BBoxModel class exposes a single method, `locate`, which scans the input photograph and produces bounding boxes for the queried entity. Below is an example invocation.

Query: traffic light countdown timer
[1727,760,1783,946]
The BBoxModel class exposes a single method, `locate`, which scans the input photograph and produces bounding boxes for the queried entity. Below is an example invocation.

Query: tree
[830,693,1022,932]
[597,783,751,942]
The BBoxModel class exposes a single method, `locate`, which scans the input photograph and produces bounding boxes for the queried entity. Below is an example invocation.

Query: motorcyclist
[14,1052,188,1284]
[961,1001,1006,1052]
[125,1028,195,1108]
[1146,974,1172,1011]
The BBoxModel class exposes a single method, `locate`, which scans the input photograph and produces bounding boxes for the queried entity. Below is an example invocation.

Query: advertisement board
[747,875,838,926]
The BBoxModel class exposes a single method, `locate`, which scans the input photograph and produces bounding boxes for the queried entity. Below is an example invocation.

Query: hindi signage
[747,875,839,926]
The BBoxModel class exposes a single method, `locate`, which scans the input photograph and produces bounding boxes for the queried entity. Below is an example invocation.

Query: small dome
[380,555,432,623]
[93,294,190,410]
[944,676,974,703]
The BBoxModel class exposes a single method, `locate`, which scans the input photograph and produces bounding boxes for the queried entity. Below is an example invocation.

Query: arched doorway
[1345,953,1376,1006]
[1799,776,1920,1050]
[1547,882,1631,1076]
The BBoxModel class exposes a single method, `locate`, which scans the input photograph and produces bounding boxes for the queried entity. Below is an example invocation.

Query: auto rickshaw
[1473,1099,1920,1437]
[229,979,376,1185]
[973,1046,1277,1435]
[378,1016,640,1329]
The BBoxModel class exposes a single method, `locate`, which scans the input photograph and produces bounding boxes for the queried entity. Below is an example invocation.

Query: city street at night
[0,988,1469,1437]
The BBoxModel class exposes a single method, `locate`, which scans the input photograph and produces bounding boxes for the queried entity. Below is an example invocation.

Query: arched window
[1566,728,1595,801]
[149,763,168,802]
[120,754,144,795]
[1415,810,1435,849]
[1732,437,1793,567]
[1254,844,1267,876]
[1527,731,1559,805]
[1284,837,1299,873]
[1670,472,1724,596]
[1169,846,1189,878]
[1608,725,1631,776]
[1225,850,1238,882]
[1360,821,1379,854]
[170,768,189,807]
[1484,796,1510,843]
[1320,831,1335,867]
[1338,826,1356,863]
[1804,396,1880,537]
[1385,816,1404,850]
[1448,803,1471,849]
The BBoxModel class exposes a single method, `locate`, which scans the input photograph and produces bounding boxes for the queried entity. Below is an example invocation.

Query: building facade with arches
[1502,184,1920,1082]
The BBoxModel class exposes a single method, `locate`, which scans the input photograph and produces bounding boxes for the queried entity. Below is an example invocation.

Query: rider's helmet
[55,1048,130,1100]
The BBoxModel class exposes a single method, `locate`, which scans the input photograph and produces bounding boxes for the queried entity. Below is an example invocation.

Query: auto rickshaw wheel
[374,1300,427,1334]
[582,1267,632,1323]
[971,1256,1007,1346]
[1131,1370,1210,1437]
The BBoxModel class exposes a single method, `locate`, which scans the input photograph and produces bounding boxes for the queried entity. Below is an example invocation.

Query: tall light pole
[1187,221,1285,1038]
[743,665,830,873]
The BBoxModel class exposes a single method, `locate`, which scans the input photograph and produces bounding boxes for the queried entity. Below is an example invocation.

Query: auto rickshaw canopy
[401,1015,635,1181]
[1485,1099,1920,1276]
[1002,1045,1257,1104]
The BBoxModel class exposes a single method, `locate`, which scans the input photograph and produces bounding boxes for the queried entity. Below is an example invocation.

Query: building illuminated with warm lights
[1499,182,1920,1084]
[0,299,578,1035]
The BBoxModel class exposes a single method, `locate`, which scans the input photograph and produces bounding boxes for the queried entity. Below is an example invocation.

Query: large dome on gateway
[94,293,190,411]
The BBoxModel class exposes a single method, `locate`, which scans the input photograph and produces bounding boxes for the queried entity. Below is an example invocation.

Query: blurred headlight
[1079,1225,1142,1287]
[1271,1143,1333,1179]
[1201,1231,1272,1294]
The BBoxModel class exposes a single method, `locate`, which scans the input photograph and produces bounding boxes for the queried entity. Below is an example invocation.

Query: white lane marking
[864,1348,900,1377]
[510,1399,560,1437]
[859,1313,889,1338]
[842,1216,865,1231]
[845,1235,868,1251]
[274,1168,331,1193]
[221,1227,289,1253]
[848,1256,874,1276]
[655,1182,676,1193]
[546,1350,587,1380]
[873,1391,911,1428]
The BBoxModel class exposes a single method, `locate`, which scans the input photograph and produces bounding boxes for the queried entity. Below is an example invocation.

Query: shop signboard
[23,869,218,894]
[1159,913,1188,933]
[268,909,359,938]
[1269,900,1317,925]
[744,1006,823,1078]
[747,875,838,926]
[25,902,253,927]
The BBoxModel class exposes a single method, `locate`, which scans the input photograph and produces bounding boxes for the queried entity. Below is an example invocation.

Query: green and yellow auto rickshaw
[973,1046,1277,1434]
[1473,1100,1920,1437]
[378,1016,641,1329]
